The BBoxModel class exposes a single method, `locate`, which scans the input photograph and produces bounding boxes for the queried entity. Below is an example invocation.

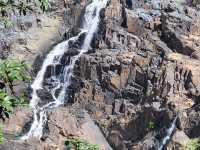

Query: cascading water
[158,116,177,150]
[21,0,108,140]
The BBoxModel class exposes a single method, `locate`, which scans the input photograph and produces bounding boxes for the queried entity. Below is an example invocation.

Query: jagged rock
[1,107,32,136]
[36,89,54,106]
[108,130,127,150]
[167,130,190,150]
[44,107,112,150]
[161,7,200,56]
[125,9,144,34]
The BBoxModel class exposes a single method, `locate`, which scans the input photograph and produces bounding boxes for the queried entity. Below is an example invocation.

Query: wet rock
[36,89,54,106]
[1,107,32,136]
[167,130,190,150]
[185,106,200,138]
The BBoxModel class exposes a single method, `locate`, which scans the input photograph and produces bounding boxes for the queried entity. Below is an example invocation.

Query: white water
[21,0,108,140]
[158,117,177,150]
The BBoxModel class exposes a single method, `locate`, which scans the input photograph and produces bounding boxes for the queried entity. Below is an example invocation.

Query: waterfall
[21,0,108,140]
[158,117,177,150]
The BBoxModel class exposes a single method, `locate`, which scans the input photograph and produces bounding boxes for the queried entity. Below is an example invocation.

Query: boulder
[167,130,190,150]
[2,107,32,137]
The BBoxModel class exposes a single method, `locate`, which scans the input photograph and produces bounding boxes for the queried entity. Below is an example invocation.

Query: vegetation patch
[0,59,31,119]
[65,138,100,150]
[186,138,200,150]
[0,0,50,27]
[148,120,155,130]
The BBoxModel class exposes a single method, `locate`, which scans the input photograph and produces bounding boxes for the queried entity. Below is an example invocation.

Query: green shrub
[0,17,13,28]
[0,59,31,143]
[65,138,100,150]
[0,90,12,118]
[186,138,200,150]
[0,59,31,93]
[0,59,31,119]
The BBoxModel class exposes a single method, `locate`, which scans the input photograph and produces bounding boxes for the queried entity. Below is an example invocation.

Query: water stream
[21,0,108,140]
[158,116,177,150]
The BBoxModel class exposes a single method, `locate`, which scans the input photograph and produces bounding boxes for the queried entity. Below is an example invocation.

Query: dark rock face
[0,81,5,89]
[66,0,200,149]
[36,89,55,106]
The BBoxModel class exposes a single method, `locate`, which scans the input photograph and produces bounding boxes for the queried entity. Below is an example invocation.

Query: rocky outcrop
[68,0,200,149]
[0,106,111,150]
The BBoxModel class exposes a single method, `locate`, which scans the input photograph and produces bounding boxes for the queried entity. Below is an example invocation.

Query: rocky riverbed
[1,0,200,149]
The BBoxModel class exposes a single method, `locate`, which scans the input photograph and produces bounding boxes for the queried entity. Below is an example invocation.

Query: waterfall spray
[21,0,108,140]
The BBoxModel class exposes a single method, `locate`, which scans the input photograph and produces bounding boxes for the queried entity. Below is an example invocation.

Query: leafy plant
[38,0,50,12]
[0,124,4,144]
[186,138,200,150]
[65,138,100,150]
[0,90,12,120]
[12,93,29,107]
[0,59,31,119]
[148,121,155,130]
[17,1,32,16]
[0,59,31,94]
[0,17,13,28]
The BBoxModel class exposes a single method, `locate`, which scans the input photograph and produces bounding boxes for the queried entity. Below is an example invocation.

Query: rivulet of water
[158,116,177,150]
[21,0,108,140]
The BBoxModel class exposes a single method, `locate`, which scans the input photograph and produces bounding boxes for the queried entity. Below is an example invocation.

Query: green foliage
[17,1,32,16]
[186,138,200,150]
[0,17,13,28]
[0,59,31,85]
[0,0,50,27]
[0,59,31,119]
[65,138,100,150]
[0,124,4,144]
[0,90,12,117]
[13,93,29,107]
[38,0,50,12]
[148,121,155,130]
